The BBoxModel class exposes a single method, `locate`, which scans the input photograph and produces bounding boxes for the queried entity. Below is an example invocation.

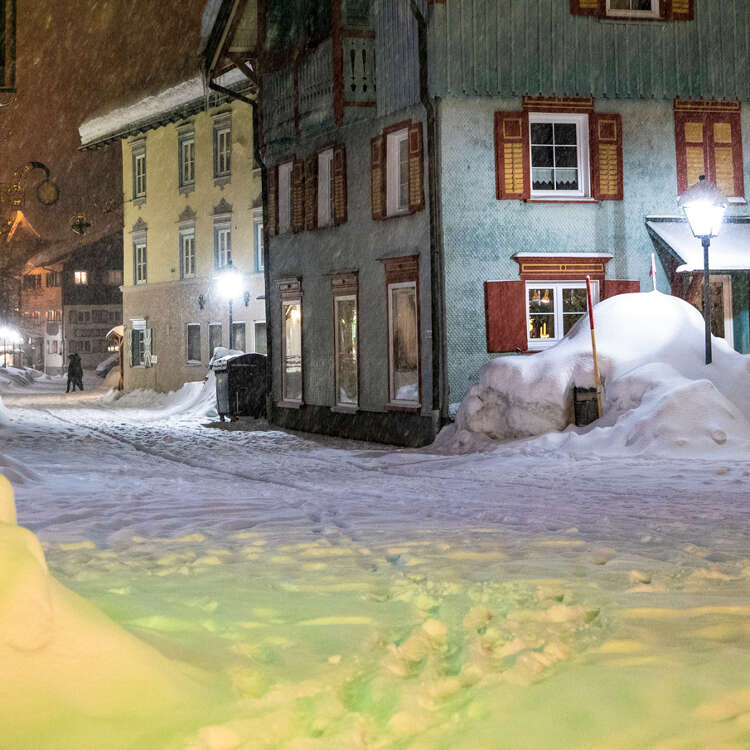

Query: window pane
[528,287,554,314]
[390,286,418,402]
[555,146,578,168]
[232,322,246,352]
[562,288,588,313]
[555,168,579,191]
[530,123,553,144]
[399,137,409,210]
[554,123,577,145]
[531,145,553,167]
[283,302,302,402]
[532,168,554,191]
[528,313,555,340]
[335,297,358,406]
[209,324,222,357]
[254,322,267,355]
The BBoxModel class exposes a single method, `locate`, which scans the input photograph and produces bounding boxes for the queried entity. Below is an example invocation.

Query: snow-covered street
[3,374,750,749]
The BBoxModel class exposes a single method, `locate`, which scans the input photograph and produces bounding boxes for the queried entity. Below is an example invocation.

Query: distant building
[19,231,123,373]
[79,72,265,393]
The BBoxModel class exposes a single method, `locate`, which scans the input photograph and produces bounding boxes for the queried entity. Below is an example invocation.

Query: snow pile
[109,370,219,421]
[0,475,209,747]
[442,292,750,456]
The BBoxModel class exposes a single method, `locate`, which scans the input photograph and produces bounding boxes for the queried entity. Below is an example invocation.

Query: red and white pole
[586,275,603,419]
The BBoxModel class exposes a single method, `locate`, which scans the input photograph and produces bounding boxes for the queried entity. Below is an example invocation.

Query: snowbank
[441,292,750,456]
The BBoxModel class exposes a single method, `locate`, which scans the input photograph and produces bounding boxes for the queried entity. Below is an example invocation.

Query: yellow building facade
[112,90,264,392]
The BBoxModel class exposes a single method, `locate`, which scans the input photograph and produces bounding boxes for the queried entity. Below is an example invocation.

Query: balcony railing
[299,38,334,124]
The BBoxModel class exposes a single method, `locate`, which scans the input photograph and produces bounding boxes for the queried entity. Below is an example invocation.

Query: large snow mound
[440,292,750,456]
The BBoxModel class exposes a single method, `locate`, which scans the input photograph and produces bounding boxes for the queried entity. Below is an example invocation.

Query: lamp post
[679,175,727,365]
[216,265,245,350]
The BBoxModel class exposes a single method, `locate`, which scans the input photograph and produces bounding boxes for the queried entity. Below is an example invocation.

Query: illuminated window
[526,282,597,347]
[74,270,88,285]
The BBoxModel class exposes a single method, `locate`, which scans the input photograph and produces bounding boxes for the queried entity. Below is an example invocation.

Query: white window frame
[529,112,590,200]
[135,242,147,285]
[254,218,264,272]
[334,293,358,408]
[215,124,232,177]
[317,148,334,227]
[180,135,195,187]
[387,280,420,407]
[386,129,410,216]
[281,298,303,404]
[278,161,293,234]
[133,152,146,198]
[606,0,659,18]
[186,322,201,364]
[215,224,231,269]
[525,280,598,349]
[180,229,196,278]
[74,270,88,285]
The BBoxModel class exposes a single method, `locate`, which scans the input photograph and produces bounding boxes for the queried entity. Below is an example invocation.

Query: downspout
[207,77,273,412]
[409,0,449,426]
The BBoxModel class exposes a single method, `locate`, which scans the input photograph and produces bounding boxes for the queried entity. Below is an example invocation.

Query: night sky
[0,0,208,248]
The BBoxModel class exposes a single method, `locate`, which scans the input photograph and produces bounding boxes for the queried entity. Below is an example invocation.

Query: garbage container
[213,353,267,421]
[573,387,599,426]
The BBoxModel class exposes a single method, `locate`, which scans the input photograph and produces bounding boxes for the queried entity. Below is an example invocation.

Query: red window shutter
[494,112,530,200]
[674,110,709,195]
[603,280,640,299]
[371,135,386,220]
[292,159,305,233]
[333,145,348,226]
[570,0,601,16]
[304,155,318,231]
[408,122,426,213]
[591,113,624,201]
[484,281,528,353]
[267,165,278,236]
[709,113,744,200]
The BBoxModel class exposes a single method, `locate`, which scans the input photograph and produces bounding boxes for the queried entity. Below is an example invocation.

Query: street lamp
[679,175,727,365]
[215,265,245,350]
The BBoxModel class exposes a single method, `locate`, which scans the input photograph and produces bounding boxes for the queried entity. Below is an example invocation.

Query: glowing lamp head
[216,268,244,300]
[679,176,727,239]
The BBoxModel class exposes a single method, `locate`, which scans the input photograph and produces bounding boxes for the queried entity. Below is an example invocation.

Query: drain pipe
[207,77,273,412]
[409,1,449,426]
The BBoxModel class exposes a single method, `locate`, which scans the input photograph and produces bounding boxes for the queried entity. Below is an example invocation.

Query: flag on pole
[649,253,657,291]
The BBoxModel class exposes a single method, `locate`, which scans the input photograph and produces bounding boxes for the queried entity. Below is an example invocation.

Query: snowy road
[3,379,750,749]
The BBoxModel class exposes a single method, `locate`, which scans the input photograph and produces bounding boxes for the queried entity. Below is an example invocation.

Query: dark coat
[67,354,83,379]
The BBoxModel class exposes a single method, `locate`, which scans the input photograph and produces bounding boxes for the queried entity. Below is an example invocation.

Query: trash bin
[212,353,267,421]
[573,387,599,426]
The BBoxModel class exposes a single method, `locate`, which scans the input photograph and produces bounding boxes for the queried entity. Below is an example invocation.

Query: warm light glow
[215,268,244,300]
[679,177,727,239]
[290,306,301,323]
[0,326,22,344]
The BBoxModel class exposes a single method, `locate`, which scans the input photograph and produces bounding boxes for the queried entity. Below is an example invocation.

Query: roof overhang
[646,215,750,273]
[202,0,258,81]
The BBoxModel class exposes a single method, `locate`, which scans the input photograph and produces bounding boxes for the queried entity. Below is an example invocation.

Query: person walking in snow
[66,353,84,392]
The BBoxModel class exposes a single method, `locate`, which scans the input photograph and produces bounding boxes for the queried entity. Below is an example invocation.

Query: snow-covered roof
[79,67,249,149]
[647,217,750,272]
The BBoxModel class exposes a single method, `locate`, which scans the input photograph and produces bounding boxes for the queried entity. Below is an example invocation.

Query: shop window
[279,278,303,405]
[332,274,358,409]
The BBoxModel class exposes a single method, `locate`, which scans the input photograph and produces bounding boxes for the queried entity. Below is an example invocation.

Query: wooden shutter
[710,114,744,199]
[675,111,709,195]
[267,165,278,236]
[666,0,693,20]
[371,135,386,220]
[333,145,348,226]
[484,281,528,353]
[494,112,530,200]
[408,123,425,213]
[603,280,640,298]
[291,159,305,233]
[570,0,601,16]
[591,113,623,201]
[304,155,318,231]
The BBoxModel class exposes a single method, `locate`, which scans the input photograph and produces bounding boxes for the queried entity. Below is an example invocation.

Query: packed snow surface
[443,291,750,455]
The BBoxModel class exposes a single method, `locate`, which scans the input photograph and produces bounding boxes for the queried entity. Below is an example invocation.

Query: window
[674,99,745,201]
[180,229,196,278]
[386,129,409,215]
[214,224,231,268]
[334,294,358,408]
[46,271,61,287]
[134,242,147,284]
[179,129,195,189]
[213,116,232,179]
[130,320,153,367]
[317,148,334,227]
[529,114,589,198]
[74,270,88,285]
[132,145,146,199]
[388,281,419,406]
[254,321,267,355]
[131,329,145,366]
[209,323,222,357]
[186,323,201,363]
[24,275,42,290]
[107,269,123,286]
[254,219,264,272]
[526,282,596,348]
[606,0,658,17]
[281,299,302,403]
[278,161,292,234]
[232,322,246,352]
